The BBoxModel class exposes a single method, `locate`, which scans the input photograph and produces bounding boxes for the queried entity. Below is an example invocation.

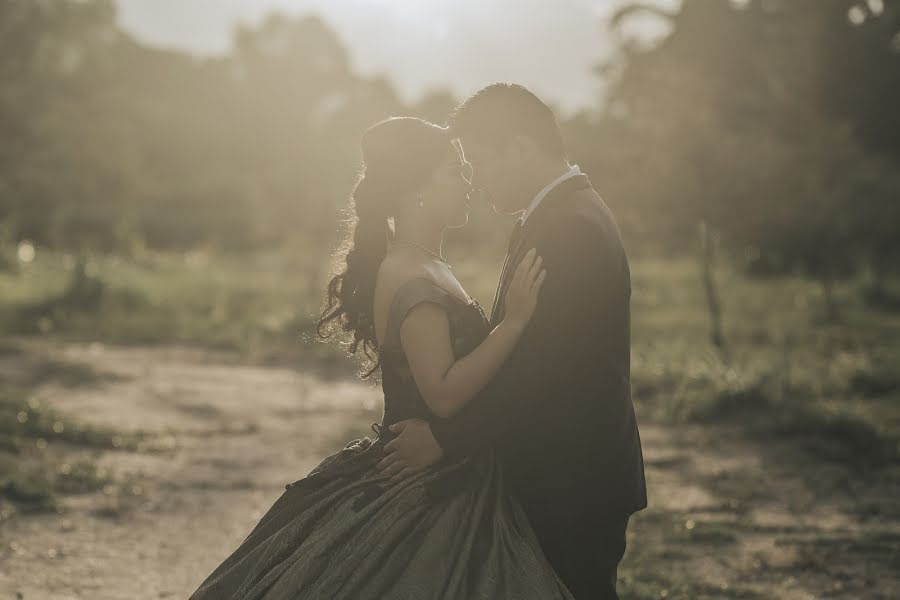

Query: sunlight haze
[116,0,674,113]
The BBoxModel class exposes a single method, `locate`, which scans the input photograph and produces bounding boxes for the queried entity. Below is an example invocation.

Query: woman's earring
[417,195,425,208]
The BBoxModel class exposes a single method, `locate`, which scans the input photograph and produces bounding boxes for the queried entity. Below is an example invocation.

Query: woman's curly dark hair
[317,117,450,377]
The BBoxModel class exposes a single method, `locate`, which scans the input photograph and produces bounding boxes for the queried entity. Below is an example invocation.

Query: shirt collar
[519,164,581,225]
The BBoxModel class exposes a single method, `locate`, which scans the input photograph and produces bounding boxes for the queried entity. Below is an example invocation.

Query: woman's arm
[399,249,546,418]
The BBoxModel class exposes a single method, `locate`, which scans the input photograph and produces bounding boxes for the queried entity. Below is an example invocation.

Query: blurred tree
[2,0,896,306]
[596,0,900,316]
[0,4,417,254]
[0,0,123,249]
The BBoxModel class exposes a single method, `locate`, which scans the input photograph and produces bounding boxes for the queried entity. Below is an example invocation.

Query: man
[377,83,647,599]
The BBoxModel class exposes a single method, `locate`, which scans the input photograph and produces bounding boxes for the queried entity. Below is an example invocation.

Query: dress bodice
[377,277,490,426]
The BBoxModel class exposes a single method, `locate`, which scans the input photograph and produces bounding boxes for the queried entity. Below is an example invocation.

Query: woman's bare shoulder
[374,254,432,343]
[375,254,432,305]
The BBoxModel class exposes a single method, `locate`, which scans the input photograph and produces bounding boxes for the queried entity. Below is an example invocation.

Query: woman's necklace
[390,240,452,270]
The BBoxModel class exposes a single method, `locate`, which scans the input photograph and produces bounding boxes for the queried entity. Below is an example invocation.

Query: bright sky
[116,0,674,114]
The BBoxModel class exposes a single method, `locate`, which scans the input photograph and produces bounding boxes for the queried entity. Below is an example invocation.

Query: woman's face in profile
[419,142,471,229]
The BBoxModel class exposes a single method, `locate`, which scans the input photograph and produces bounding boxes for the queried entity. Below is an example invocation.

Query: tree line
[1,0,898,308]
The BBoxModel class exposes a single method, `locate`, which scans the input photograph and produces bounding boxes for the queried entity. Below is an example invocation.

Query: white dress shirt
[519,164,582,225]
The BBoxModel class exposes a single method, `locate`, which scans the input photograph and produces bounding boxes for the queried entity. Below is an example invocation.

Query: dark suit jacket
[431,173,647,539]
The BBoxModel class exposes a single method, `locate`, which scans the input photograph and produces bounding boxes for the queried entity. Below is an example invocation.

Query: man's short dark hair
[448,83,567,160]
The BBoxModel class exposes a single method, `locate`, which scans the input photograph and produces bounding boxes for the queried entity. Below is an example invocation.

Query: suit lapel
[492,228,531,324]
[489,261,507,326]
[489,174,591,326]
[489,220,522,326]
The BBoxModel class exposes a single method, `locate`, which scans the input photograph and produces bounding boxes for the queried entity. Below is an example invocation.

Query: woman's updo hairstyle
[317,117,450,376]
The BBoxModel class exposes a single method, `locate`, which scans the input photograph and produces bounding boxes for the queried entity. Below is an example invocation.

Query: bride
[188,116,572,599]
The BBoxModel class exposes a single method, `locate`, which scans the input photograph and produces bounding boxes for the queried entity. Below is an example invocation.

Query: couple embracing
[189,83,647,600]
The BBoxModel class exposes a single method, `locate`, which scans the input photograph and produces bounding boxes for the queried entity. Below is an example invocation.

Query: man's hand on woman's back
[376,419,444,483]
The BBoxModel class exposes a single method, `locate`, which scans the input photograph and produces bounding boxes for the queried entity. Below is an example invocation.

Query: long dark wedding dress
[188,277,575,599]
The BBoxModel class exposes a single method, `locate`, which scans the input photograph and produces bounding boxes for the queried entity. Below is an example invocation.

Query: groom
[377,83,647,599]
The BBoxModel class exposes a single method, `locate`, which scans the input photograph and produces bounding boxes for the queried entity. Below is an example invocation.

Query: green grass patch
[1,249,898,463]
[0,386,145,515]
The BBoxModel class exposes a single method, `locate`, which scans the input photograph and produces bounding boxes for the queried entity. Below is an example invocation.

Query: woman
[188,117,573,599]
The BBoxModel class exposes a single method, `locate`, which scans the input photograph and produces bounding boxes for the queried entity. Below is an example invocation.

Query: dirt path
[1,342,896,599]
[0,342,382,600]
[623,424,898,599]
